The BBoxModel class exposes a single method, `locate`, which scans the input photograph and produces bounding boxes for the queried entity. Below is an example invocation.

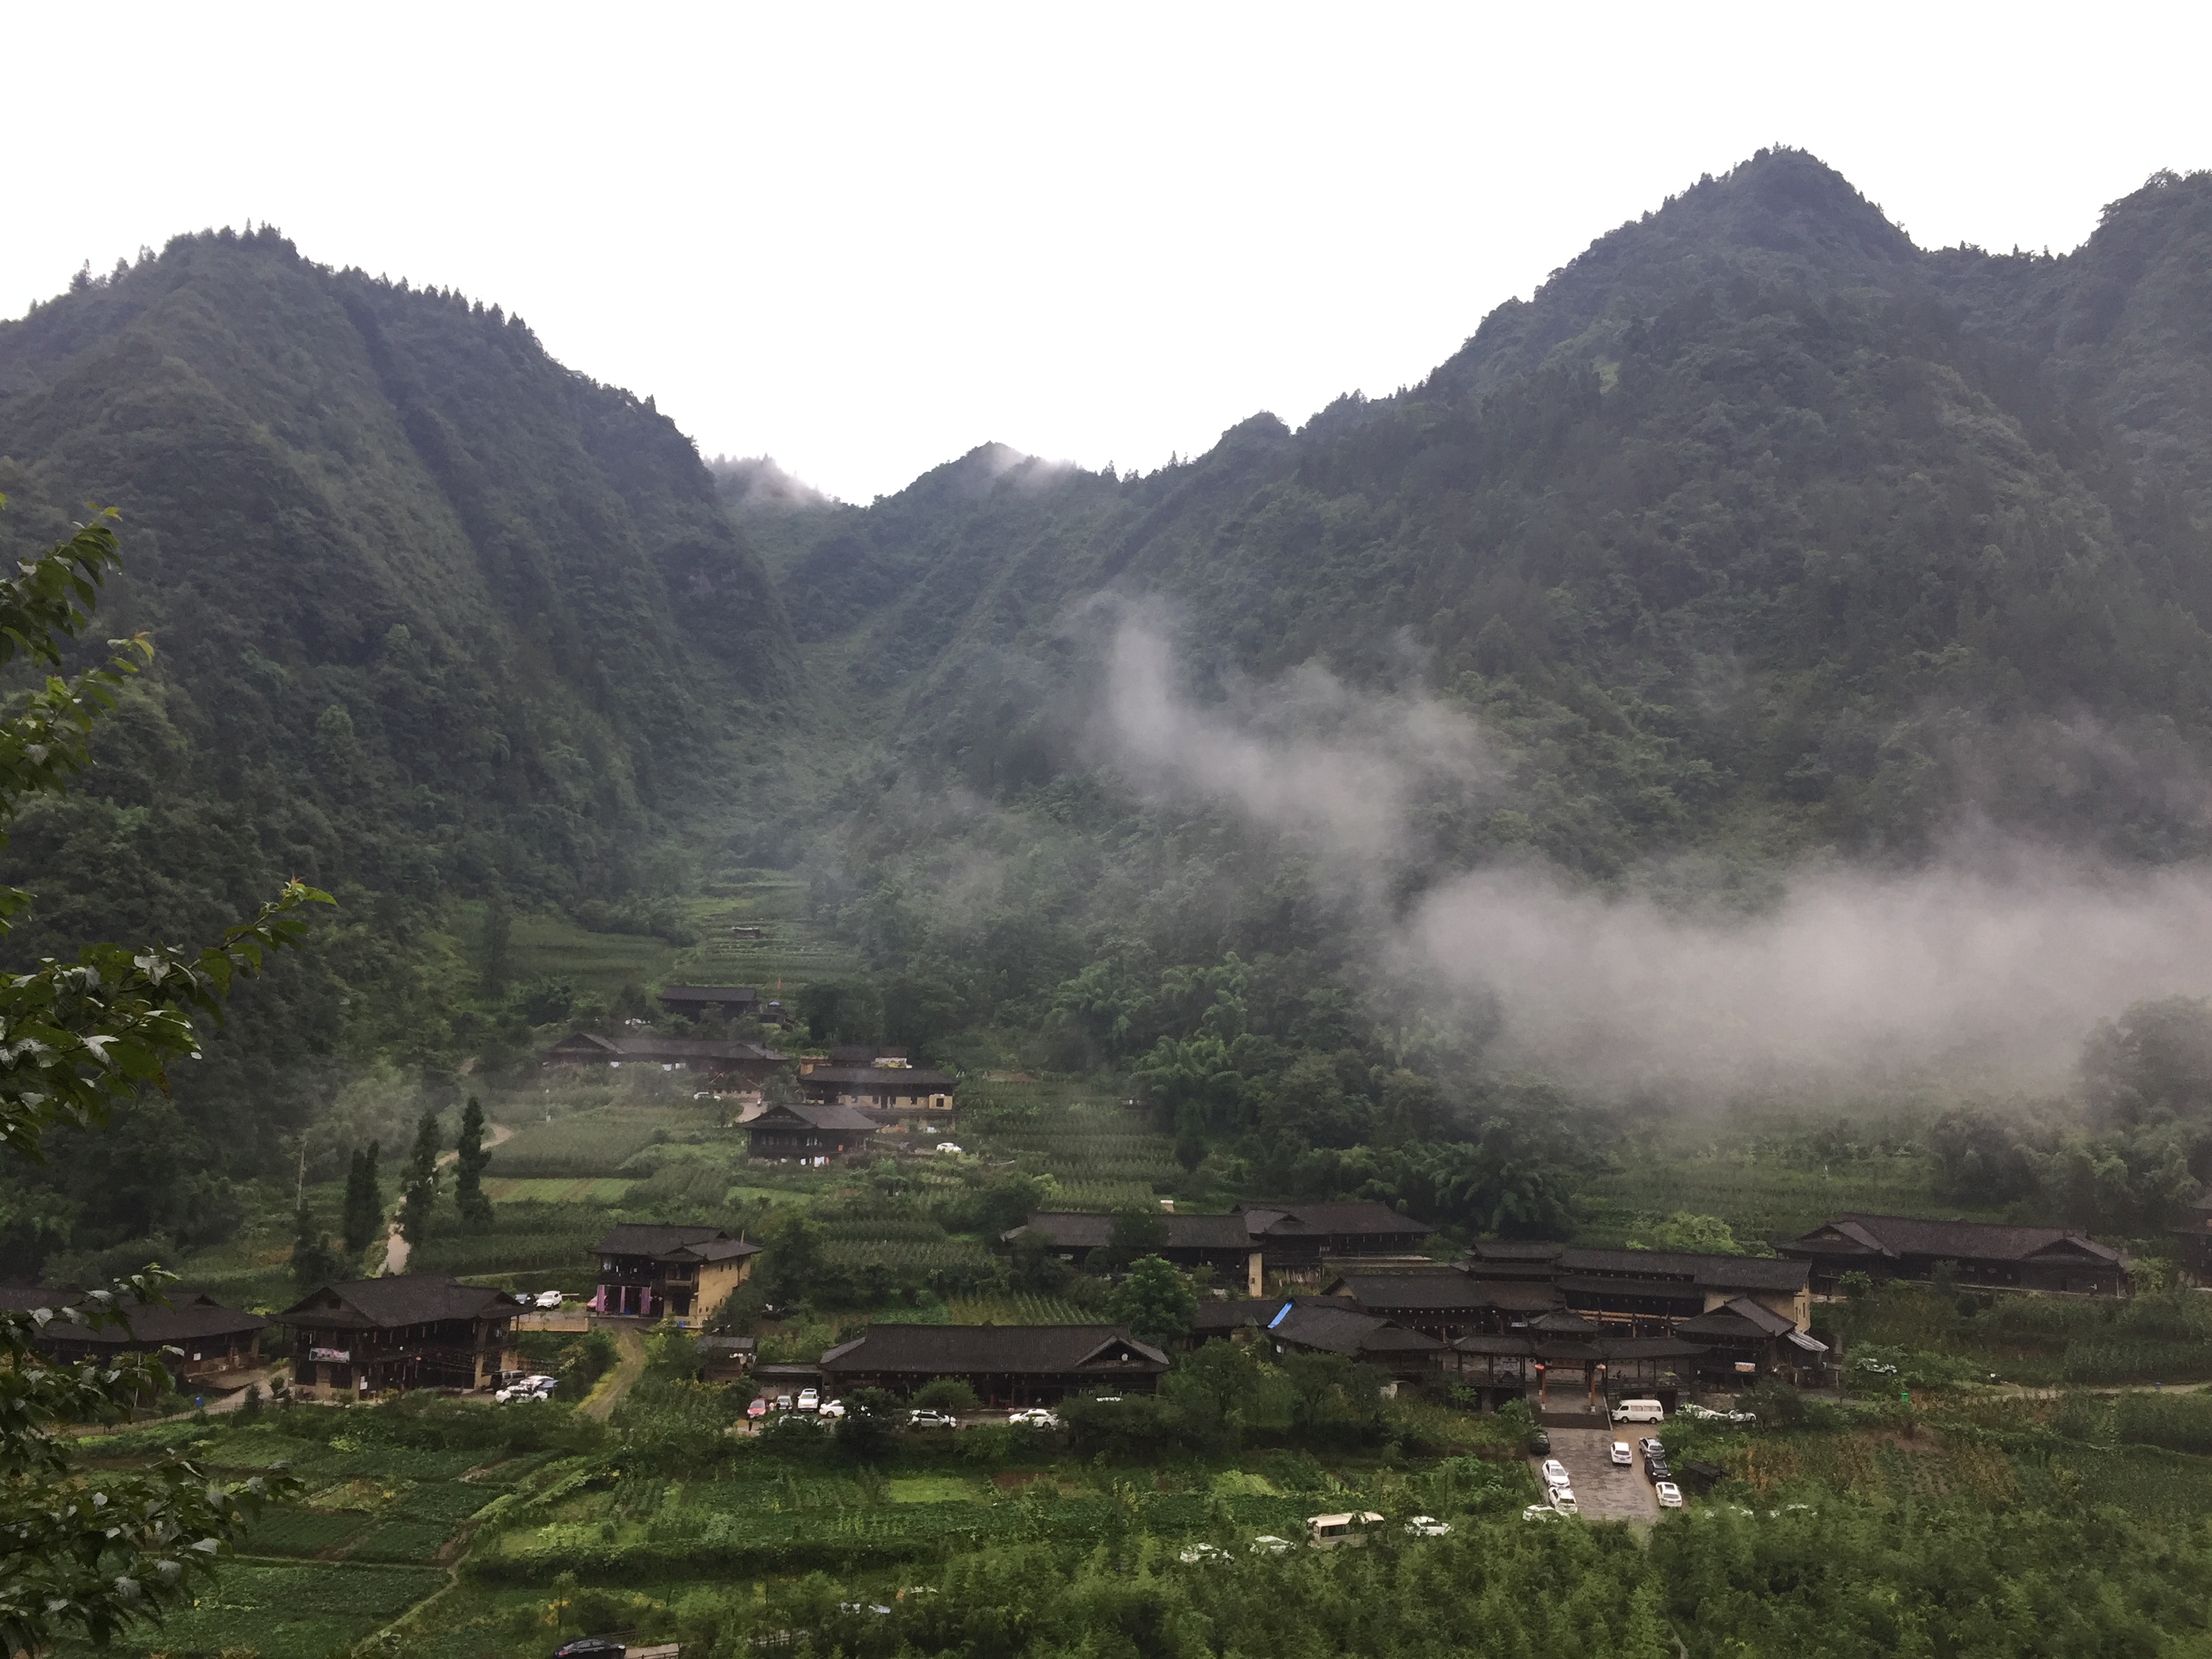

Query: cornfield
[824,1238,993,1269]
[494,1116,667,1179]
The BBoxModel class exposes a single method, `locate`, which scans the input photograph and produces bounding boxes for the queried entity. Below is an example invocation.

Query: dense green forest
[9,152,2212,1280]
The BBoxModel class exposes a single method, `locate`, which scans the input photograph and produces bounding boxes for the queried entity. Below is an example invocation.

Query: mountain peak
[1433,148,1918,399]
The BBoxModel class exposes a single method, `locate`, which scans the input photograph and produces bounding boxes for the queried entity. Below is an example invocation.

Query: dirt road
[581,1324,647,1421]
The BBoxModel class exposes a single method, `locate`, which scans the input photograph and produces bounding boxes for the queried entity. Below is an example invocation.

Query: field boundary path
[581,1324,647,1420]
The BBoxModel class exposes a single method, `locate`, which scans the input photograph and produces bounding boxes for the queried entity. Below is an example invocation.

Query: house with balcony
[590,1223,761,1325]
[279,1276,519,1397]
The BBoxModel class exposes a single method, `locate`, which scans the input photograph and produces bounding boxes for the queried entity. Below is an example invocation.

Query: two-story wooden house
[279,1276,520,1398]
[590,1223,762,1325]
[744,1100,879,1164]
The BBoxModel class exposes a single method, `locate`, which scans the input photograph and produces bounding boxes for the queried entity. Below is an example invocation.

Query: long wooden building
[817,1324,1170,1406]
[280,1276,520,1398]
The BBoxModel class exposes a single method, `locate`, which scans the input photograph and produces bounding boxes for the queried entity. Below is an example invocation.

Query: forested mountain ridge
[0,227,796,1260]
[756,151,2212,882]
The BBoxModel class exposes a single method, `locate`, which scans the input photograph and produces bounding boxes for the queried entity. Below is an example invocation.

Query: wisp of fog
[1095,615,2212,1099]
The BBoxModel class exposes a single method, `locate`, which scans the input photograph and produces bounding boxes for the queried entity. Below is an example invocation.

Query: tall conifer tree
[341,1142,382,1258]
[398,1111,442,1246]
[454,1095,494,1228]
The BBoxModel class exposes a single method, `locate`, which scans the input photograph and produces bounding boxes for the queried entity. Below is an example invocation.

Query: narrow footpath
[581,1324,647,1421]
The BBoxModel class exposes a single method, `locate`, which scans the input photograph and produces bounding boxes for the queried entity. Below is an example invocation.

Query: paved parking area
[1531,1425,1660,1525]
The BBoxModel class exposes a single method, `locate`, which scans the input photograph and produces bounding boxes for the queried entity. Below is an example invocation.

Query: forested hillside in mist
[0,227,793,1267]
[12,152,2212,1275]
[764,152,2212,874]
[724,153,2212,1236]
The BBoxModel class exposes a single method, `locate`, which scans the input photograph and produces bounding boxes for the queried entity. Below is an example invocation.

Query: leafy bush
[2113,1391,2212,1454]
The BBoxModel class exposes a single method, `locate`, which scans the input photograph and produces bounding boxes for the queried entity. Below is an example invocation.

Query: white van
[1305,1511,1384,1550]
[1612,1398,1666,1425]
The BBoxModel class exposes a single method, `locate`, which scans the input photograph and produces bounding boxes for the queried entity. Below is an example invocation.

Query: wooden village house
[745,1099,879,1164]
[818,1324,1171,1406]
[590,1223,761,1325]
[280,1276,520,1398]
[26,1290,265,1385]
[796,1048,957,1126]
[1780,1214,2129,1296]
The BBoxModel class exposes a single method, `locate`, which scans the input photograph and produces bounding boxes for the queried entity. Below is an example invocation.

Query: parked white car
[1654,1481,1684,1509]
[798,1388,821,1412]
[1521,1504,1557,1521]
[1540,1458,1571,1488]
[534,1290,564,1309]
[1008,1408,1061,1428]
[1177,1542,1230,1564]
[817,1399,846,1418]
[935,1141,964,1155]
[1550,1488,1580,1516]
[1404,1515,1451,1537]
[907,1408,959,1429]
[1610,1441,1633,1466]
[1679,1401,1761,1423]
[1249,1535,1293,1555]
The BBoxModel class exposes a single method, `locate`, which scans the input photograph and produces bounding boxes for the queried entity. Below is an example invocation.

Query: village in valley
[44,941,2207,1658]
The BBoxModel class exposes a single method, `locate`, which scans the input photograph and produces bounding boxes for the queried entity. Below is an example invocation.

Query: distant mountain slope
[753,151,2212,876]
[0,228,797,1195]
[0,227,792,914]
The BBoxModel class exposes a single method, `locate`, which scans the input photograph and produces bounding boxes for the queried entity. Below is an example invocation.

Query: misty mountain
[0,227,794,1193]
[756,150,2212,880]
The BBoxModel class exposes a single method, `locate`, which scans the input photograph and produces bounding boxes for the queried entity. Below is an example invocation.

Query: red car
[745,1398,769,1421]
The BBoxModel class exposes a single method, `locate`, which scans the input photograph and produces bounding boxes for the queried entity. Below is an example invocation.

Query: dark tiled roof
[0,1284,69,1313]
[698,1334,756,1353]
[1191,1298,1286,1332]
[1162,1214,1257,1249]
[819,1324,1169,1376]
[1269,1304,1442,1357]
[37,1292,266,1347]
[279,1276,517,1330]
[1237,1201,1433,1239]
[1009,1212,1256,1252]
[1555,1248,1809,1292]
[1452,1333,1536,1356]
[1785,1214,2125,1266]
[658,985,760,1004]
[595,1224,761,1263]
[1554,1275,1708,1304]
[1468,1240,1565,1261]
[1483,1280,1564,1313]
[1333,1272,1491,1311]
[548,1032,784,1064]
[1528,1309,1602,1336]
[801,1067,956,1090]
[750,1101,882,1133]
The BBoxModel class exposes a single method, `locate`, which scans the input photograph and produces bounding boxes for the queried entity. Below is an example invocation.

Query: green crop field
[483,1176,636,1204]
[491,1116,670,1179]
[1574,1151,2008,1248]
[449,899,679,996]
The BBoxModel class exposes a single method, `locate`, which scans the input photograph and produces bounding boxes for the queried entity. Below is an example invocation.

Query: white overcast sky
[7,3,2207,503]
